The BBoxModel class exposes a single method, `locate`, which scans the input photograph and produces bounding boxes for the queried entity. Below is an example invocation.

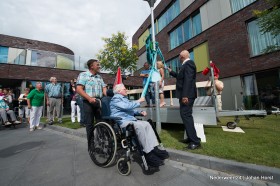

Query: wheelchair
[88,96,165,176]
[0,108,21,129]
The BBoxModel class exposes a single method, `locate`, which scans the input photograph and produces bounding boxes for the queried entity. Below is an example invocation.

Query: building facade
[132,0,280,110]
[0,34,143,115]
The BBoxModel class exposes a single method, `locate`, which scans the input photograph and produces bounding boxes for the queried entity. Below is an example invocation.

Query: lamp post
[143,0,161,134]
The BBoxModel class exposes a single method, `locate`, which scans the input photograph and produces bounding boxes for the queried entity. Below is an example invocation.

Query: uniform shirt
[45,83,62,97]
[77,71,106,99]
[140,69,150,86]
[27,89,45,107]
[110,93,141,126]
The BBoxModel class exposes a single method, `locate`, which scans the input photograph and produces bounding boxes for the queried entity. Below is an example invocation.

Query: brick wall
[132,0,280,82]
[0,64,143,87]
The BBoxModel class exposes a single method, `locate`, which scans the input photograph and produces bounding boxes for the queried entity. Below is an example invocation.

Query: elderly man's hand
[137,97,145,103]
[141,111,147,116]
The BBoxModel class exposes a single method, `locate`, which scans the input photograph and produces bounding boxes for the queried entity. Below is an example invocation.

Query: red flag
[113,67,122,88]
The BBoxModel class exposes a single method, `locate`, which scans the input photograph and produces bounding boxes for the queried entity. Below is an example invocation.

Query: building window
[192,13,202,36]
[247,19,280,56]
[0,46,8,63]
[170,25,183,50]
[165,57,181,78]
[170,12,202,50]
[230,0,256,13]
[31,50,56,68]
[158,0,180,32]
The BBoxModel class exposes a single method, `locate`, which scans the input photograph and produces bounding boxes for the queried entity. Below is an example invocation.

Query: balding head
[179,50,190,63]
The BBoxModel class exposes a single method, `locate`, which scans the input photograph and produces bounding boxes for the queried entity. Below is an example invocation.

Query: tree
[253,0,280,52]
[97,32,138,74]
[254,0,280,36]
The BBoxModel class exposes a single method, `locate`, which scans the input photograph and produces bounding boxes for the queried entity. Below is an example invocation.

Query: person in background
[167,50,201,150]
[3,89,12,105]
[140,62,155,107]
[0,96,21,125]
[45,77,63,125]
[157,61,166,107]
[27,82,44,132]
[110,83,169,167]
[205,75,224,111]
[9,89,15,100]
[18,88,31,124]
[0,88,3,96]
[76,59,107,142]
[69,78,80,123]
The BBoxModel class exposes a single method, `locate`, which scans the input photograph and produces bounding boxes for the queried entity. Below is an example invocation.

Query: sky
[0,0,161,59]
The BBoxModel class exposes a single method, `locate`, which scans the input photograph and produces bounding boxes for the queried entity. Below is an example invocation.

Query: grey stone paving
[0,125,278,186]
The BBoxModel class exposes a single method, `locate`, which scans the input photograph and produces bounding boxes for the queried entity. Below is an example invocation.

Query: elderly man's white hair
[113,84,125,94]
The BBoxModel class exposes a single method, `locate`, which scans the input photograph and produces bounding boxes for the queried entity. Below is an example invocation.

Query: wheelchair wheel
[117,158,131,176]
[88,122,117,167]
[227,122,237,129]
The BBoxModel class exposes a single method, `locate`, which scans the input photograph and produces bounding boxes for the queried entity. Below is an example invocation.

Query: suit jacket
[169,60,197,99]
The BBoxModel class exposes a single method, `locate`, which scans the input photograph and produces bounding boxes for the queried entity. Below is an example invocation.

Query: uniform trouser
[180,98,200,145]
[83,100,101,142]
[71,101,81,122]
[0,109,17,122]
[122,120,159,153]
[30,106,43,129]
[48,98,62,121]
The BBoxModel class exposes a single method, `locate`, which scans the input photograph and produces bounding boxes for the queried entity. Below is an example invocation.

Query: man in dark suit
[167,50,201,150]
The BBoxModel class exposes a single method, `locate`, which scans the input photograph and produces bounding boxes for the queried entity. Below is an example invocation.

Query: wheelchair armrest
[102,116,122,121]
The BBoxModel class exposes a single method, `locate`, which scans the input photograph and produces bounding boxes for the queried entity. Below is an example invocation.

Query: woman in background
[18,88,30,124]
[69,78,81,123]
[27,82,44,132]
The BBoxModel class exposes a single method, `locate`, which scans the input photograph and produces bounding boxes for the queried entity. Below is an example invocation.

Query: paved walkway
[0,124,279,186]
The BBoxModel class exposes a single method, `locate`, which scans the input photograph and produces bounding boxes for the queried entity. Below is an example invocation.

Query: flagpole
[144,0,161,134]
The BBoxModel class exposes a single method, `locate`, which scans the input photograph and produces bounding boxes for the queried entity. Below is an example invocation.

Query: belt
[50,96,61,99]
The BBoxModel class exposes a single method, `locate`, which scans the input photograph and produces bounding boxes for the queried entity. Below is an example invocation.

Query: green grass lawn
[160,115,280,168]
[41,115,280,168]
[40,117,82,129]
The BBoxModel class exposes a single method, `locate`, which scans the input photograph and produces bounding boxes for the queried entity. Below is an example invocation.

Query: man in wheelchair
[0,96,21,125]
[110,84,169,167]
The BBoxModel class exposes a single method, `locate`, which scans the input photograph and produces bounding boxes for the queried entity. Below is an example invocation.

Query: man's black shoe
[145,151,164,167]
[180,138,191,144]
[48,121,53,125]
[153,147,169,160]
[186,143,201,150]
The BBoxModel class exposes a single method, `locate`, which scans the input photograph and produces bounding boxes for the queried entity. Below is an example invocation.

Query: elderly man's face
[119,86,127,96]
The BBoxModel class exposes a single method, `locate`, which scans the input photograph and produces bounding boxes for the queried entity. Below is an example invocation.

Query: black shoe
[186,143,201,150]
[180,138,191,144]
[145,151,164,167]
[48,121,53,125]
[153,146,169,160]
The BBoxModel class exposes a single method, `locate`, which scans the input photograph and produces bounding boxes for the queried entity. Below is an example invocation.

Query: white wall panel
[206,0,222,28]
[219,0,232,19]
[200,4,209,31]
[179,0,194,13]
